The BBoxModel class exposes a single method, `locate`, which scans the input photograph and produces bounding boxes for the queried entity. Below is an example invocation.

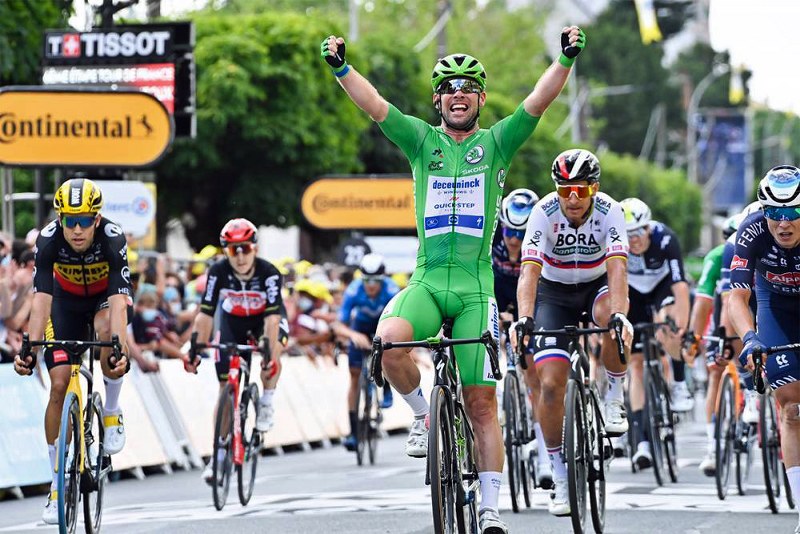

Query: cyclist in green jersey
[322,26,586,533]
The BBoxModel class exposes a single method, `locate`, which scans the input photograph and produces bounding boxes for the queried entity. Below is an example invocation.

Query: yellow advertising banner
[0,87,173,167]
[301,177,415,230]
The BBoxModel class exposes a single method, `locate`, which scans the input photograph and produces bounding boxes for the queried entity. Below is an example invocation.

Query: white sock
[401,387,429,418]
[478,471,501,512]
[534,423,548,462]
[103,376,124,414]
[48,443,57,491]
[706,422,715,452]
[547,445,567,479]
[216,447,226,463]
[605,369,627,401]
[786,466,800,520]
[260,388,275,405]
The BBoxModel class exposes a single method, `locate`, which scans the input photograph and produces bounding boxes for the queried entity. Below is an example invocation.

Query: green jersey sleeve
[378,104,430,161]
[695,244,724,298]
[489,104,540,162]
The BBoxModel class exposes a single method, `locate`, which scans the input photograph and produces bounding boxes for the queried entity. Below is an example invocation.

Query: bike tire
[735,420,756,496]
[212,384,235,511]
[660,380,679,483]
[518,380,533,508]
[82,392,106,534]
[503,372,522,513]
[356,371,369,467]
[714,373,735,500]
[644,373,665,486]
[565,380,588,534]
[368,379,380,466]
[588,388,606,534]
[761,390,782,514]
[429,386,457,534]
[57,392,82,534]
[237,383,260,506]
[785,464,796,509]
[454,402,479,534]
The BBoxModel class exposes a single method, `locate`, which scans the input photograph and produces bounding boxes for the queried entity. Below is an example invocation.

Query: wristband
[558,53,575,68]
[333,63,350,78]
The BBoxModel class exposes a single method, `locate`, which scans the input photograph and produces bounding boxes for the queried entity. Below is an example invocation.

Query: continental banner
[301,176,415,230]
[0,86,173,167]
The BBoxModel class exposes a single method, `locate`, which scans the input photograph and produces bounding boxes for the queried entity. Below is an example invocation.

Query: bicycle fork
[229,362,244,465]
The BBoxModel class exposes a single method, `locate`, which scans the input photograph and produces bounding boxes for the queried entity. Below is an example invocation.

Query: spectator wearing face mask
[131,290,185,360]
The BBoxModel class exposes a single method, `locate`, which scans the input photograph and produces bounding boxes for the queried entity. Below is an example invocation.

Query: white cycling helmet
[757,165,800,207]
[359,253,386,276]
[499,188,539,230]
[722,213,744,239]
[620,197,651,231]
[741,200,763,217]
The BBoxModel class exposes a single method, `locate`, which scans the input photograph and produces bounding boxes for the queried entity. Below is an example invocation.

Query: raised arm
[523,26,585,117]
[321,36,389,122]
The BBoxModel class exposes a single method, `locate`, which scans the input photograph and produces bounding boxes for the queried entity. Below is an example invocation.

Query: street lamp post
[686,63,729,185]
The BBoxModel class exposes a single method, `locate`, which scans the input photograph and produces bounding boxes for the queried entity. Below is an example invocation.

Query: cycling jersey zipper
[81,255,89,297]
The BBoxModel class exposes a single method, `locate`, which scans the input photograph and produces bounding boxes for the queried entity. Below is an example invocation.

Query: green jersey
[378,103,539,288]
[378,103,539,386]
[696,244,725,299]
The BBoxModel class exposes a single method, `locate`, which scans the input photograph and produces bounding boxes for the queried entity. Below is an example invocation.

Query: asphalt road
[1,404,797,533]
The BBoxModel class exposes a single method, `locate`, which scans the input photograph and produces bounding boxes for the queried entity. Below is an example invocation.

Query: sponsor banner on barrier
[0,366,51,488]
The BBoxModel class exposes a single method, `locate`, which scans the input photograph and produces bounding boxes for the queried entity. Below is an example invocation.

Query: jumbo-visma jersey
[33,217,132,299]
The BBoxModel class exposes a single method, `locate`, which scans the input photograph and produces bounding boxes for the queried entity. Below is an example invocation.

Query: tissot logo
[45,30,172,60]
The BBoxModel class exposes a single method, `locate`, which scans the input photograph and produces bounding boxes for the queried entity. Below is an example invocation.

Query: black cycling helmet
[551,149,601,184]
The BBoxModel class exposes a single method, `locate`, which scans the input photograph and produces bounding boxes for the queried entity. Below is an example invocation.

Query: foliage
[0,0,72,236]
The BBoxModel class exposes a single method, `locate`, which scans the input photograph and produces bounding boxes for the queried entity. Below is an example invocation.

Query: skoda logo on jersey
[496,168,506,188]
[465,145,484,165]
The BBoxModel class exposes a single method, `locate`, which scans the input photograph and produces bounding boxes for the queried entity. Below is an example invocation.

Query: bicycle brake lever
[753,348,766,394]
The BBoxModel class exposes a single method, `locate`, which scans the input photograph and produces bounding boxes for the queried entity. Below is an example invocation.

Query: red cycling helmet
[219,218,258,247]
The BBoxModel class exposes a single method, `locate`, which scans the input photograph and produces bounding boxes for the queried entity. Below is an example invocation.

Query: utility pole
[98,0,138,28]
[437,0,450,59]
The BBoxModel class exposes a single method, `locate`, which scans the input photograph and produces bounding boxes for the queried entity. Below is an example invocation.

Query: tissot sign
[43,25,183,62]
[0,87,173,167]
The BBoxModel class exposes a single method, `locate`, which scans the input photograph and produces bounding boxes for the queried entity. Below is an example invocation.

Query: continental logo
[54,261,109,296]
[301,177,415,230]
[0,88,172,167]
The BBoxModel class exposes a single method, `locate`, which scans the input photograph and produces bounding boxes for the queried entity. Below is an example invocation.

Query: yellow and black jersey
[33,217,132,299]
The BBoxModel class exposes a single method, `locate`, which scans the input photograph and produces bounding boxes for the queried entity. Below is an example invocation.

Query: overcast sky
[709,0,800,115]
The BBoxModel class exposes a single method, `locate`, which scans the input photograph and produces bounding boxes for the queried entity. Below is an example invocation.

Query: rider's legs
[522,355,551,484]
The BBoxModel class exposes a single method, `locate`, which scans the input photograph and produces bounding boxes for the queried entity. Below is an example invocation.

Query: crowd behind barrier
[0,228,420,496]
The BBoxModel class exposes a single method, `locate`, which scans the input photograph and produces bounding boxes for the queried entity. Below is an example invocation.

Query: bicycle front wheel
[212,384,235,511]
[735,419,756,496]
[714,373,735,500]
[660,381,679,483]
[82,392,106,534]
[565,380,588,533]
[238,383,260,506]
[429,386,457,534]
[588,388,606,534]
[57,392,82,534]
[761,389,782,513]
[644,372,665,486]
[503,371,522,513]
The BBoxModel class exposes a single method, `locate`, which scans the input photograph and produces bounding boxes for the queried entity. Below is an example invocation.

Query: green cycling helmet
[431,53,487,92]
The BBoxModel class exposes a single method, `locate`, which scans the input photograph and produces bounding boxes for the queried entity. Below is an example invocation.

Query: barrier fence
[0,353,424,494]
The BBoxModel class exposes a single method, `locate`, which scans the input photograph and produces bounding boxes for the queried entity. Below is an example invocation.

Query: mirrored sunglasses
[226,243,254,256]
[556,184,595,199]
[627,227,648,238]
[764,206,800,222]
[61,215,96,229]
[362,275,384,284]
[502,226,525,240]
[436,78,483,95]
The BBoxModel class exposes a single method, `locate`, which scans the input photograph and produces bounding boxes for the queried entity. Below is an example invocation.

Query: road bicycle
[190,333,268,510]
[519,318,624,534]
[22,333,121,534]
[371,323,501,534]
[355,345,383,466]
[698,328,756,499]
[500,318,534,512]
[753,343,800,514]
[631,318,679,486]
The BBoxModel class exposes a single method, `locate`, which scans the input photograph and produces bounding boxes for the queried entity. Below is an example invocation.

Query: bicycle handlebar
[753,343,800,394]
[369,330,502,386]
[21,333,123,370]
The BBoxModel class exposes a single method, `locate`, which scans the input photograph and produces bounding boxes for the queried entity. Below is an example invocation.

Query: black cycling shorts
[44,296,132,370]
[628,277,674,352]
[532,275,608,365]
